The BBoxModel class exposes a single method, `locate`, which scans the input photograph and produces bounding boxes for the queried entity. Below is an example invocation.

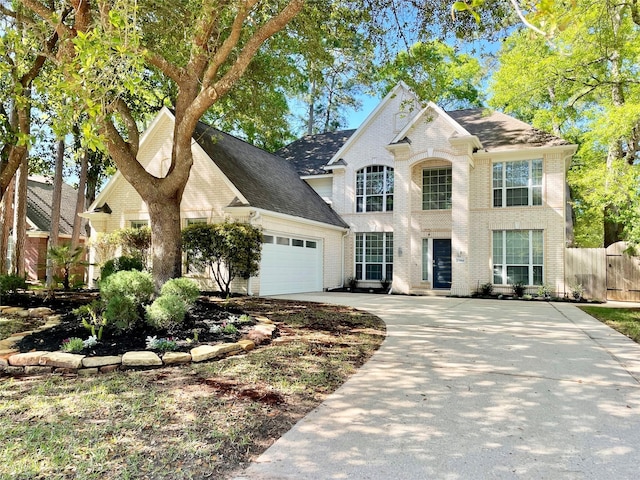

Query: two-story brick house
[278,82,577,296]
[85,82,576,296]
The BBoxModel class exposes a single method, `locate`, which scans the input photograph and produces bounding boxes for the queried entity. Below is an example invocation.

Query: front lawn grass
[579,306,640,342]
[0,298,385,480]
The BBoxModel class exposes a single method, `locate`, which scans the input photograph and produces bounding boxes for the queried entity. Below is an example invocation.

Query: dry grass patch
[0,298,385,479]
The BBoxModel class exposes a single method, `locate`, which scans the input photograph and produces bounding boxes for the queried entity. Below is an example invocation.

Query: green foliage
[114,227,152,267]
[145,335,178,352]
[221,323,239,335]
[100,270,154,306]
[47,244,86,291]
[0,274,27,294]
[376,41,484,109]
[61,337,85,353]
[512,282,525,297]
[479,282,493,296]
[182,222,262,296]
[145,294,187,331]
[160,278,200,307]
[103,295,140,332]
[490,2,640,247]
[73,301,106,340]
[100,256,144,281]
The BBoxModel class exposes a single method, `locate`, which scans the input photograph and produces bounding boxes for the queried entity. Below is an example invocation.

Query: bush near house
[0,274,27,294]
[182,221,262,296]
[100,255,144,280]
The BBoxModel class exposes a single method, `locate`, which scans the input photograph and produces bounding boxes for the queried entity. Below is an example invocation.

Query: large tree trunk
[147,193,183,289]
[12,156,28,277]
[0,178,15,274]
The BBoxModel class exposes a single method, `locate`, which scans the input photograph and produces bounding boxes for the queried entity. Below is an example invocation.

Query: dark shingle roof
[447,109,570,151]
[193,122,348,229]
[27,178,79,235]
[276,129,355,176]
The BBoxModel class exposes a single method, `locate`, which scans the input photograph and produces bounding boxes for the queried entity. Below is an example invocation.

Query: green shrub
[479,282,493,296]
[0,274,27,294]
[160,278,200,307]
[222,323,238,335]
[145,295,187,331]
[103,296,140,331]
[100,270,154,305]
[61,337,85,353]
[100,256,144,280]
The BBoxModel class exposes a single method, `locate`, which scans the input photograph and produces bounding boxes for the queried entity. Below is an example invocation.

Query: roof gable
[192,122,347,228]
[327,82,420,165]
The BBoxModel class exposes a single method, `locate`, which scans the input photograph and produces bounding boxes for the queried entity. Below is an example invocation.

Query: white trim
[473,144,578,161]
[225,206,349,232]
[300,173,333,180]
[390,102,474,144]
[327,82,419,165]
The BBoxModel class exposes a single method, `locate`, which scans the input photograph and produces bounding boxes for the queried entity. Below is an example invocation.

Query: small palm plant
[47,244,85,291]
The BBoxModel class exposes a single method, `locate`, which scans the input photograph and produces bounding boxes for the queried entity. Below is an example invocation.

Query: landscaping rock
[54,367,79,375]
[162,352,192,365]
[8,351,47,366]
[238,339,255,351]
[24,366,53,375]
[39,352,85,369]
[2,307,25,315]
[28,307,54,317]
[254,324,277,336]
[17,309,30,318]
[191,343,243,362]
[246,330,271,345]
[82,356,122,368]
[79,368,99,376]
[255,315,274,324]
[122,351,162,367]
[0,347,19,357]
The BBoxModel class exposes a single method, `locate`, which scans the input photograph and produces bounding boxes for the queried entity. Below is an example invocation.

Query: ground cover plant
[580,306,640,343]
[0,295,385,479]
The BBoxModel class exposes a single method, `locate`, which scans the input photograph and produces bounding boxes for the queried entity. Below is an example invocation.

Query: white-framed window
[355,232,393,281]
[422,167,452,210]
[493,159,542,207]
[130,219,149,229]
[356,165,394,212]
[493,230,543,285]
[185,217,207,227]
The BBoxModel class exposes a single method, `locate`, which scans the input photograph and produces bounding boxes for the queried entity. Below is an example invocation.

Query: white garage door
[259,234,323,295]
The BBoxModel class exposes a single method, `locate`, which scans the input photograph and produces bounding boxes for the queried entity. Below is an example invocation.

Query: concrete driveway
[233,293,640,479]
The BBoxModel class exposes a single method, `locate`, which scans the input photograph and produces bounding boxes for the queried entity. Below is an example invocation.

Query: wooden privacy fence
[565,242,640,302]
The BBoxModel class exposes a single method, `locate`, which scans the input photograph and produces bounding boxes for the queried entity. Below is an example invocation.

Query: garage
[259,234,323,295]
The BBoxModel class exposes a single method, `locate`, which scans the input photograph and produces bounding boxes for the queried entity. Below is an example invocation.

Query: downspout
[341,228,350,288]
[247,209,262,296]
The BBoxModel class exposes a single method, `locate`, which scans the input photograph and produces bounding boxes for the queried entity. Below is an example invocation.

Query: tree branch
[145,50,184,84]
[508,0,548,37]
[18,0,74,38]
[107,98,140,158]
[201,0,258,89]
[197,0,305,116]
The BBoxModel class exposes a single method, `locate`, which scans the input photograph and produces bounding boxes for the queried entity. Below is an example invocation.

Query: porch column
[391,158,411,294]
[450,154,471,296]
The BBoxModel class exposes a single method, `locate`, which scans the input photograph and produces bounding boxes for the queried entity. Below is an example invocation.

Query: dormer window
[356,166,394,212]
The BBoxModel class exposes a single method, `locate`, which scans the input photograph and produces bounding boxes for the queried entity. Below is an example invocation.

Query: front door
[433,239,452,289]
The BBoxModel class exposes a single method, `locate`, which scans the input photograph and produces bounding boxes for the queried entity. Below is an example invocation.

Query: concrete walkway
[233,294,640,479]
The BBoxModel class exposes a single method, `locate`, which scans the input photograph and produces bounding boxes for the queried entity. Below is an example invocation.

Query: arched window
[356,165,394,212]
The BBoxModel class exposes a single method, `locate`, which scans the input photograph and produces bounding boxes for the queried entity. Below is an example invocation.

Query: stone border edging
[0,306,277,377]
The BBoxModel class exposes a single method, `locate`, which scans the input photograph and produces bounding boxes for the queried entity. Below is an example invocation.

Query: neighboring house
[6,176,85,281]
[85,82,577,296]
[278,82,577,296]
